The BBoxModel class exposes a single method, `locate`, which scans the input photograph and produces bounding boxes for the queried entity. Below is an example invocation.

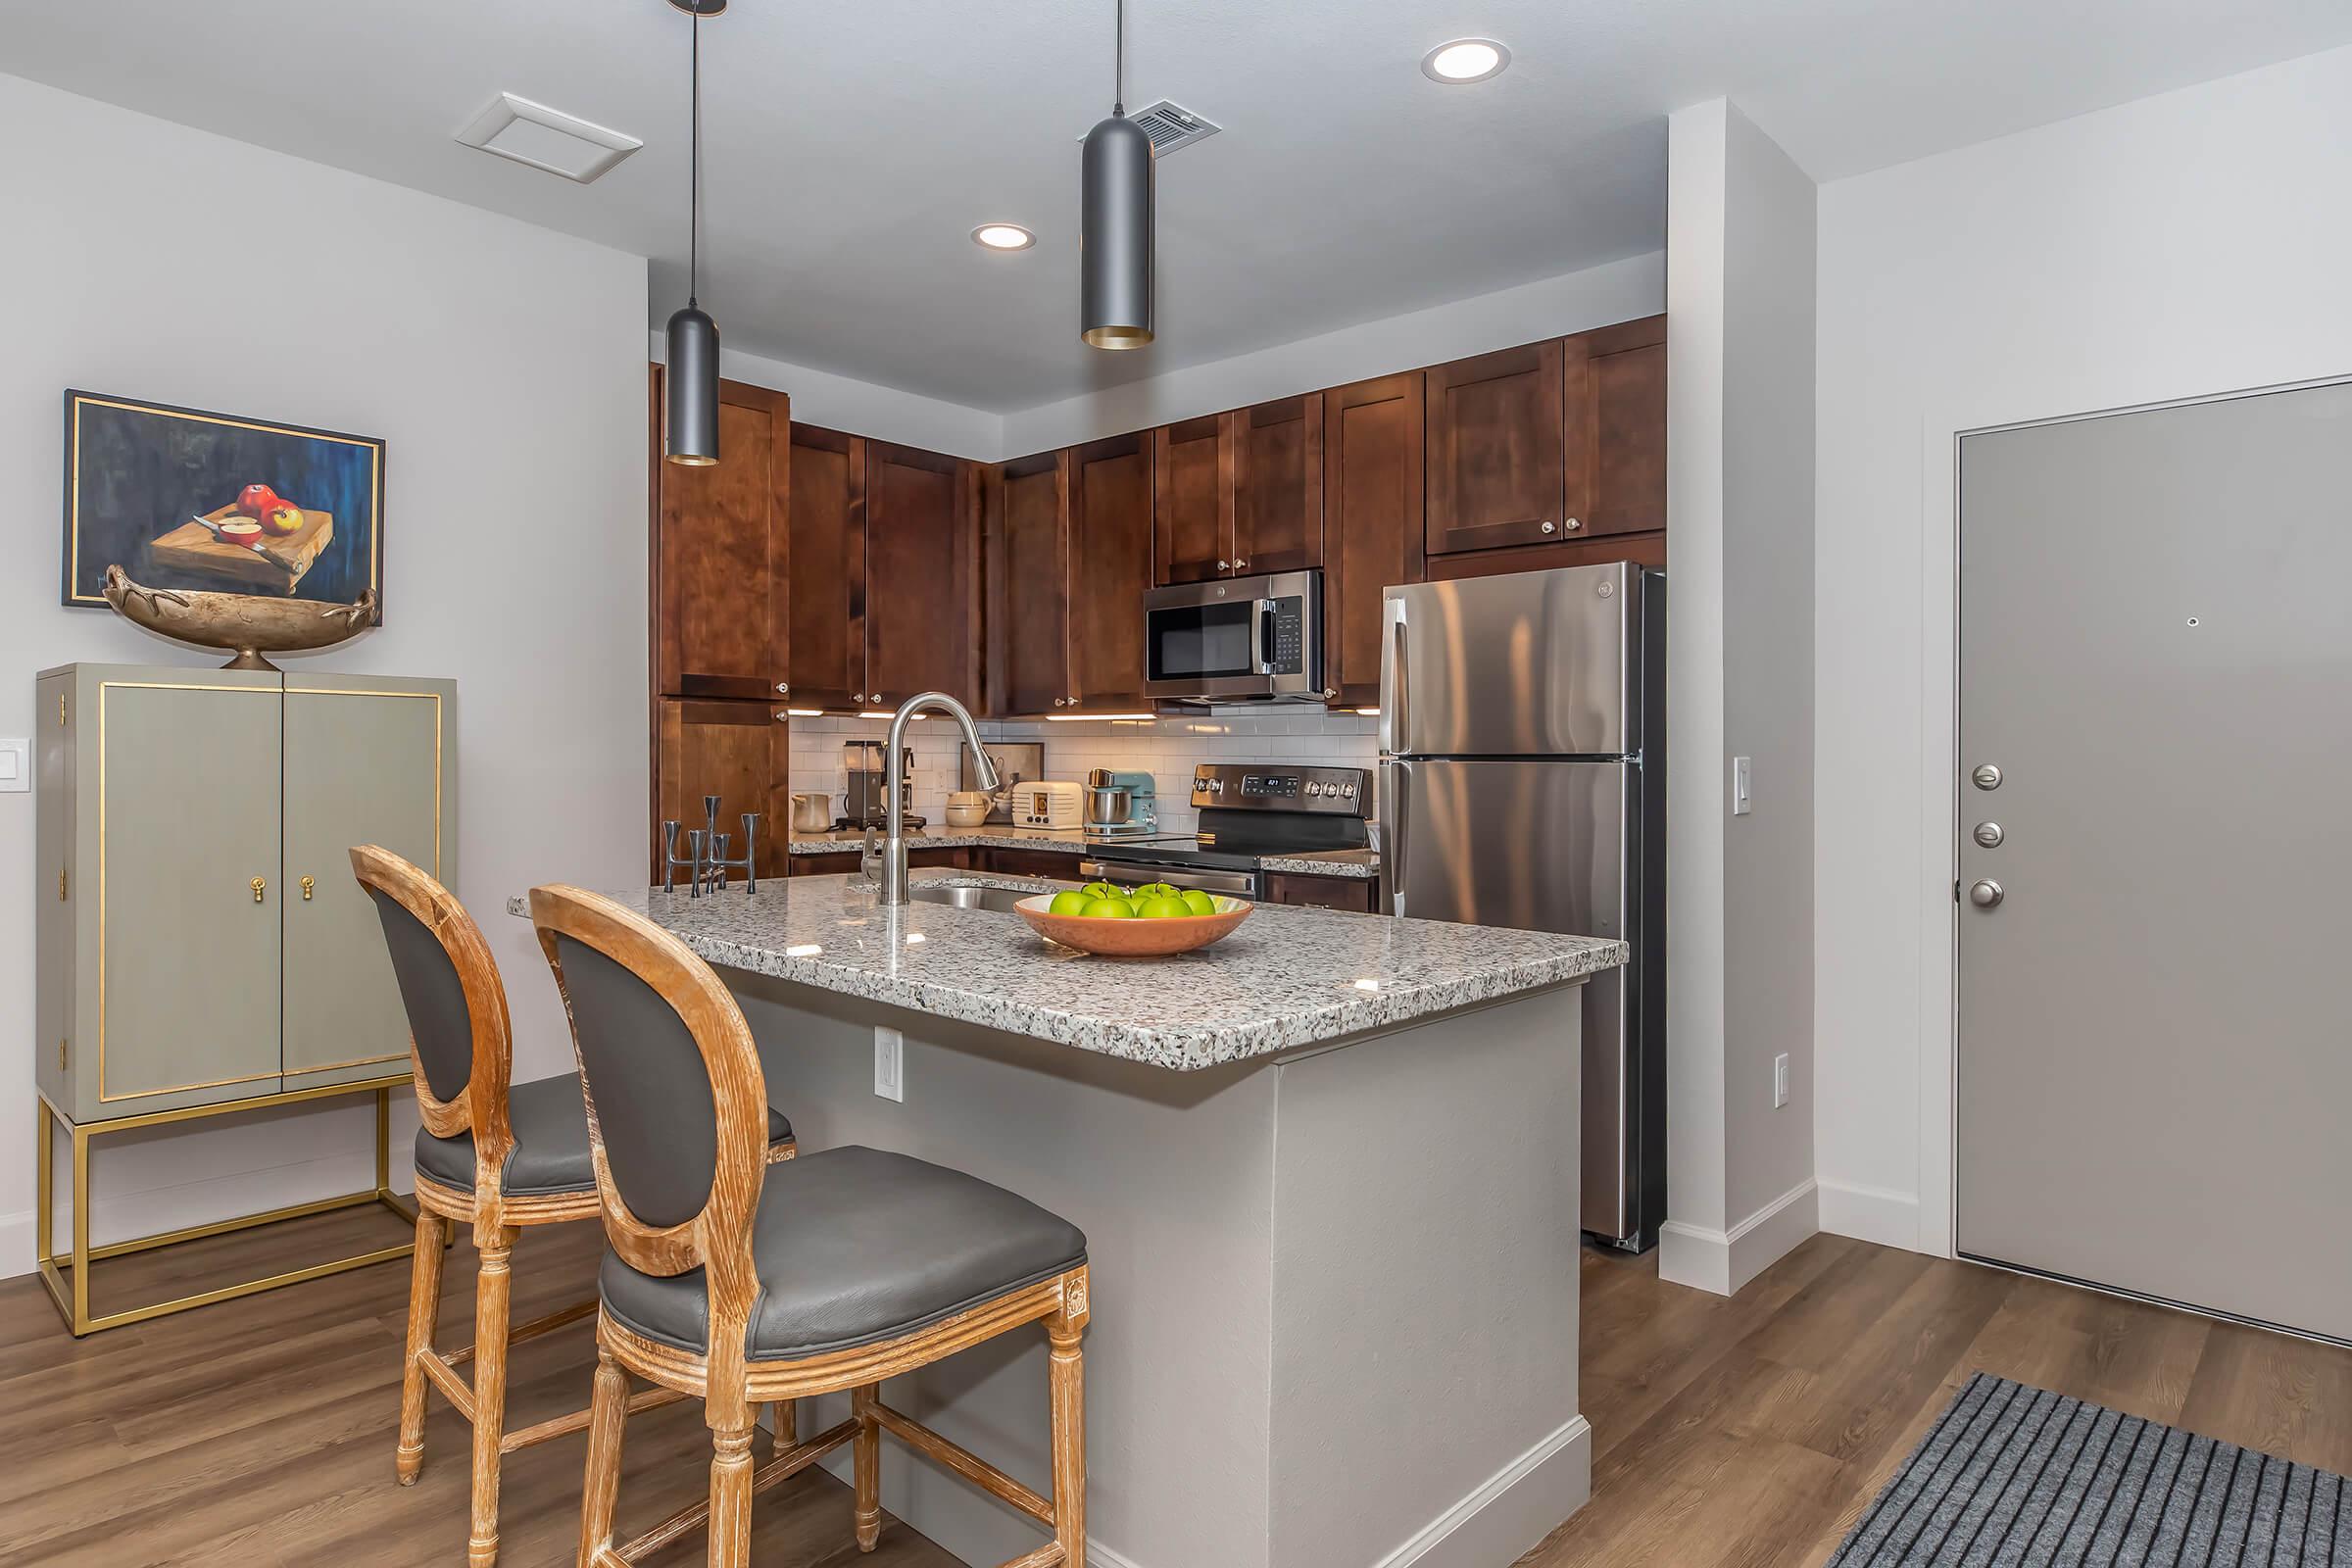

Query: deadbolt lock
[1971,763,2002,791]
[1973,821,2004,849]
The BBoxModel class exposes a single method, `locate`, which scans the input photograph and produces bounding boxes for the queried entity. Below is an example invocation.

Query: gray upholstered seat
[598,1145,1087,1360]
[415,1071,793,1198]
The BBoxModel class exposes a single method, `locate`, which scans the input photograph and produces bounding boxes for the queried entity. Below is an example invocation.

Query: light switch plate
[1773,1052,1789,1108]
[874,1025,904,1102]
[0,738,27,792]
[1732,756,1752,816]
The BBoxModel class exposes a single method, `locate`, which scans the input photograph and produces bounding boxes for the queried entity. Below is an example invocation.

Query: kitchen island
[511,872,1621,1568]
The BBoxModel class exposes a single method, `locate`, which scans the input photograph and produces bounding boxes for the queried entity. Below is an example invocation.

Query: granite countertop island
[513,872,1619,1070]
[509,869,1614,1567]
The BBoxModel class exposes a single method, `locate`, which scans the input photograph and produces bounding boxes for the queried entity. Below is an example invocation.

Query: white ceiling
[7,1,2348,412]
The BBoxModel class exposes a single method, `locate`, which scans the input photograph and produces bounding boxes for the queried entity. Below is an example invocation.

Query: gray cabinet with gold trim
[35,663,457,1123]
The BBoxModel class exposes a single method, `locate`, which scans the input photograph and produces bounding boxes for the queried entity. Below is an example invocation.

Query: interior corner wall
[653,331,1004,462]
[0,73,651,1277]
[1811,42,2352,1258]
[1661,99,1819,1297]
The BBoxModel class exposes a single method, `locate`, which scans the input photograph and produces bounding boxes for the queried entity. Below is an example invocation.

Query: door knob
[1968,879,2004,908]
[300,874,316,901]
[1971,763,2002,790]
[1973,821,2004,848]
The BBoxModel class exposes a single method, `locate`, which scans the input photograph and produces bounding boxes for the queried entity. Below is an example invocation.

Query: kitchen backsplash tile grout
[786,711,1380,829]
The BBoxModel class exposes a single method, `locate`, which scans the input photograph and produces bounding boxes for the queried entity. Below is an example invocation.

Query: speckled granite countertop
[786,827,1381,879]
[509,873,1621,1071]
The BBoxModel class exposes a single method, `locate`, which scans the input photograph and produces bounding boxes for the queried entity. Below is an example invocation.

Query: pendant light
[663,0,725,466]
[1080,0,1154,350]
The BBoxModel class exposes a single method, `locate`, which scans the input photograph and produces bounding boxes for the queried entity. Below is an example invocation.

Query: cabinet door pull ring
[300,875,316,902]
[252,876,267,904]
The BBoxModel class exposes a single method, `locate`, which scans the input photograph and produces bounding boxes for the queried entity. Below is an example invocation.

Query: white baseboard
[1372,1414,1593,1568]
[1816,1178,1924,1252]
[1658,1178,1820,1297]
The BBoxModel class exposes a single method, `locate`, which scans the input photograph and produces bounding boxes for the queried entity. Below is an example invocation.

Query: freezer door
[1381,759,1637,1237]
[1379,564,1636,758]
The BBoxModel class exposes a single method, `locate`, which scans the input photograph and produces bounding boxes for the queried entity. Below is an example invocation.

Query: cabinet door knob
[300,875,315,902]
[1216,560,1229,571]
[1564,517,1582,531]
[251,876,267,904]
[775,710,789,722]
[1540,520,1557,535]
[1235,558,1249,571]
[854,693,865,704]
[776,682,790,695]
[1054,698,1066,708]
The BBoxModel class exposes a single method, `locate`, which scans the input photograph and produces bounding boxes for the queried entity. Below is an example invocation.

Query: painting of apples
[63,390,384,613]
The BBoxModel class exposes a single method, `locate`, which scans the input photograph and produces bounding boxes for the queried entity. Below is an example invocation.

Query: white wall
[1659,100,1818,1296]
[651,332,1002,462]
[1,74,650,1273]
[1812,43,2352,1254]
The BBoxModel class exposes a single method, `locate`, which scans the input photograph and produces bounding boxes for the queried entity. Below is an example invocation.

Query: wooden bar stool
[354,847,796,1567]
[528,884,1093,1568]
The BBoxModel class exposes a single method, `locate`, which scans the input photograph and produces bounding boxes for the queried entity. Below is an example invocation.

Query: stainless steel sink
[906,883,1036,913]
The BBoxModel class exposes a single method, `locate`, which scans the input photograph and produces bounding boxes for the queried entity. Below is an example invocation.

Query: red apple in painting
[236,482,281,518]
[259,502,304,537]
[216,518,266,550]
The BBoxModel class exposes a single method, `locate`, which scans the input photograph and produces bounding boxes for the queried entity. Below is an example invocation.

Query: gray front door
[1956,380,2352,1342]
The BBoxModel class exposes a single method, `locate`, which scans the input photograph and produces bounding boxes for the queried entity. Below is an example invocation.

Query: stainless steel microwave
[1142,569,1325,704]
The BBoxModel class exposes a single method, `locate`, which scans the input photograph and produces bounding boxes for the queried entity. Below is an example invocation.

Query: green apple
[1131,882,1180,902]
[1048,890,1093,916]
[1179,889,1218,916]
[1136,896,1193,919]
[1081,880,1128,902]
[1081,897,1136,919]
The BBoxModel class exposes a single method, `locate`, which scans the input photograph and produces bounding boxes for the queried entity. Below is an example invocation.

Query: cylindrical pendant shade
[1080,113,1154,349]
[664,303,720,466]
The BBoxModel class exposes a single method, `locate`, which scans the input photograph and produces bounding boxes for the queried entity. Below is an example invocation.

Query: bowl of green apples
[1014,880,1254,956]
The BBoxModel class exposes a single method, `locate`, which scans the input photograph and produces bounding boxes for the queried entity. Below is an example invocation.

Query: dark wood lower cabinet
[973,847,1085,879]
[654,699,790,882]
[1262,873,1380,912]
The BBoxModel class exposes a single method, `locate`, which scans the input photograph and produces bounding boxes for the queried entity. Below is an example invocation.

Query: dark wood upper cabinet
[1152,414,1234,585]
[653,697,789,883]
[1067,432,1153,710]
[1232,393,1324,575]
[785,423,863,710]
[1324,372,1425,708]
[1423,339,1567,556]
[1566,314,1668,539]
[654,374,790,699]
[986,451,1071,717]
[862,440,977,709]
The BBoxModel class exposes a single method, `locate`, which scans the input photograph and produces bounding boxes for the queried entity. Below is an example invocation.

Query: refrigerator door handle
[1380,759,1408,919]
[1382,597,1409,754]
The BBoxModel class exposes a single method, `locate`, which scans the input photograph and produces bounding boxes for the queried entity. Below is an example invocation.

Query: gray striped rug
[1826,1373,2351,1565]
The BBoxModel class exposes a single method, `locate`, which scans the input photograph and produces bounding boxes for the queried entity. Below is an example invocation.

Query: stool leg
[468,1225,516,1568]
[577,1346,628,1568]
[1049,1298,1088,1568]
[395,1208,446,1484]
[852,1382,882,1551]
[709,1423,756,1568]
[771,1397,796,1447]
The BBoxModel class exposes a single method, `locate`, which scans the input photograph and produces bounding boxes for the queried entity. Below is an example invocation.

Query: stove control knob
[1342,782,1357,799]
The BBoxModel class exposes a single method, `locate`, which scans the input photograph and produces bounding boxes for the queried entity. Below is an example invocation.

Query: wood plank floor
[4,1213,2347,1566]
[1519,1233,2352,1566]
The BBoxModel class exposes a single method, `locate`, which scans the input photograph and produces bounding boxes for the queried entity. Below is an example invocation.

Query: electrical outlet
[1773,1052,1789,1109]
[1732,756,1752,816]
[874,1025,904,1102]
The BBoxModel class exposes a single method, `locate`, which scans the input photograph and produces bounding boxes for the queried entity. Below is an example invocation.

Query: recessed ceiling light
[972,222,1037,251]
[1421,38,1510,84]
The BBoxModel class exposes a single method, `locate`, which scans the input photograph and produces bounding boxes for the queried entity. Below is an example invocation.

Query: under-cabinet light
[1355,708,1380,716]
[786,708,824,716]
[1048,711,1156,721]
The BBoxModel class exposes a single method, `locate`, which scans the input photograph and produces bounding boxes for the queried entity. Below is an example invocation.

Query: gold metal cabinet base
[34,1075,426,1336]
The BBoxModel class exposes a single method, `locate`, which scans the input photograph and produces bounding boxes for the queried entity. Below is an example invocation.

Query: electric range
[1076,762,1373,897]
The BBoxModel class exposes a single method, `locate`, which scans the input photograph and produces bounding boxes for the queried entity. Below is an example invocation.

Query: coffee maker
[842,740,919,830]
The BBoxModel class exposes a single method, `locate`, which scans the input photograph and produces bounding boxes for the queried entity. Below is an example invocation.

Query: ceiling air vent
[1127,100,1221,157]
[454,93,643,184]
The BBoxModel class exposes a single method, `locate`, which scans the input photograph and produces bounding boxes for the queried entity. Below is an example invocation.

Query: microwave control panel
[1265,599,1305,674]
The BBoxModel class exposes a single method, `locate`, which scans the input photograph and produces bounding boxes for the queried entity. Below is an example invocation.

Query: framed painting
[62,391,385,614]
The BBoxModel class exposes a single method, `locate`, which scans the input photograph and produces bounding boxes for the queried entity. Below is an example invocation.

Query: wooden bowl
[1014,893,1254,956]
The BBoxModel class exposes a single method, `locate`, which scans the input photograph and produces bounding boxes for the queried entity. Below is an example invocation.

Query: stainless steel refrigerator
[1378,563,1666,1250]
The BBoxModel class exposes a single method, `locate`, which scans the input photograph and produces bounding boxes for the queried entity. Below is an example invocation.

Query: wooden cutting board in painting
[148,505,335,594]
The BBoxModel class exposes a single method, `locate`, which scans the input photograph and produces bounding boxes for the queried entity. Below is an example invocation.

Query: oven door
[1078,858,1261,898]
[1143,570,1322,703]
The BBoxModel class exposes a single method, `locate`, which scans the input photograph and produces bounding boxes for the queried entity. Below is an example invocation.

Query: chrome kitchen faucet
[864,692,997,905]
